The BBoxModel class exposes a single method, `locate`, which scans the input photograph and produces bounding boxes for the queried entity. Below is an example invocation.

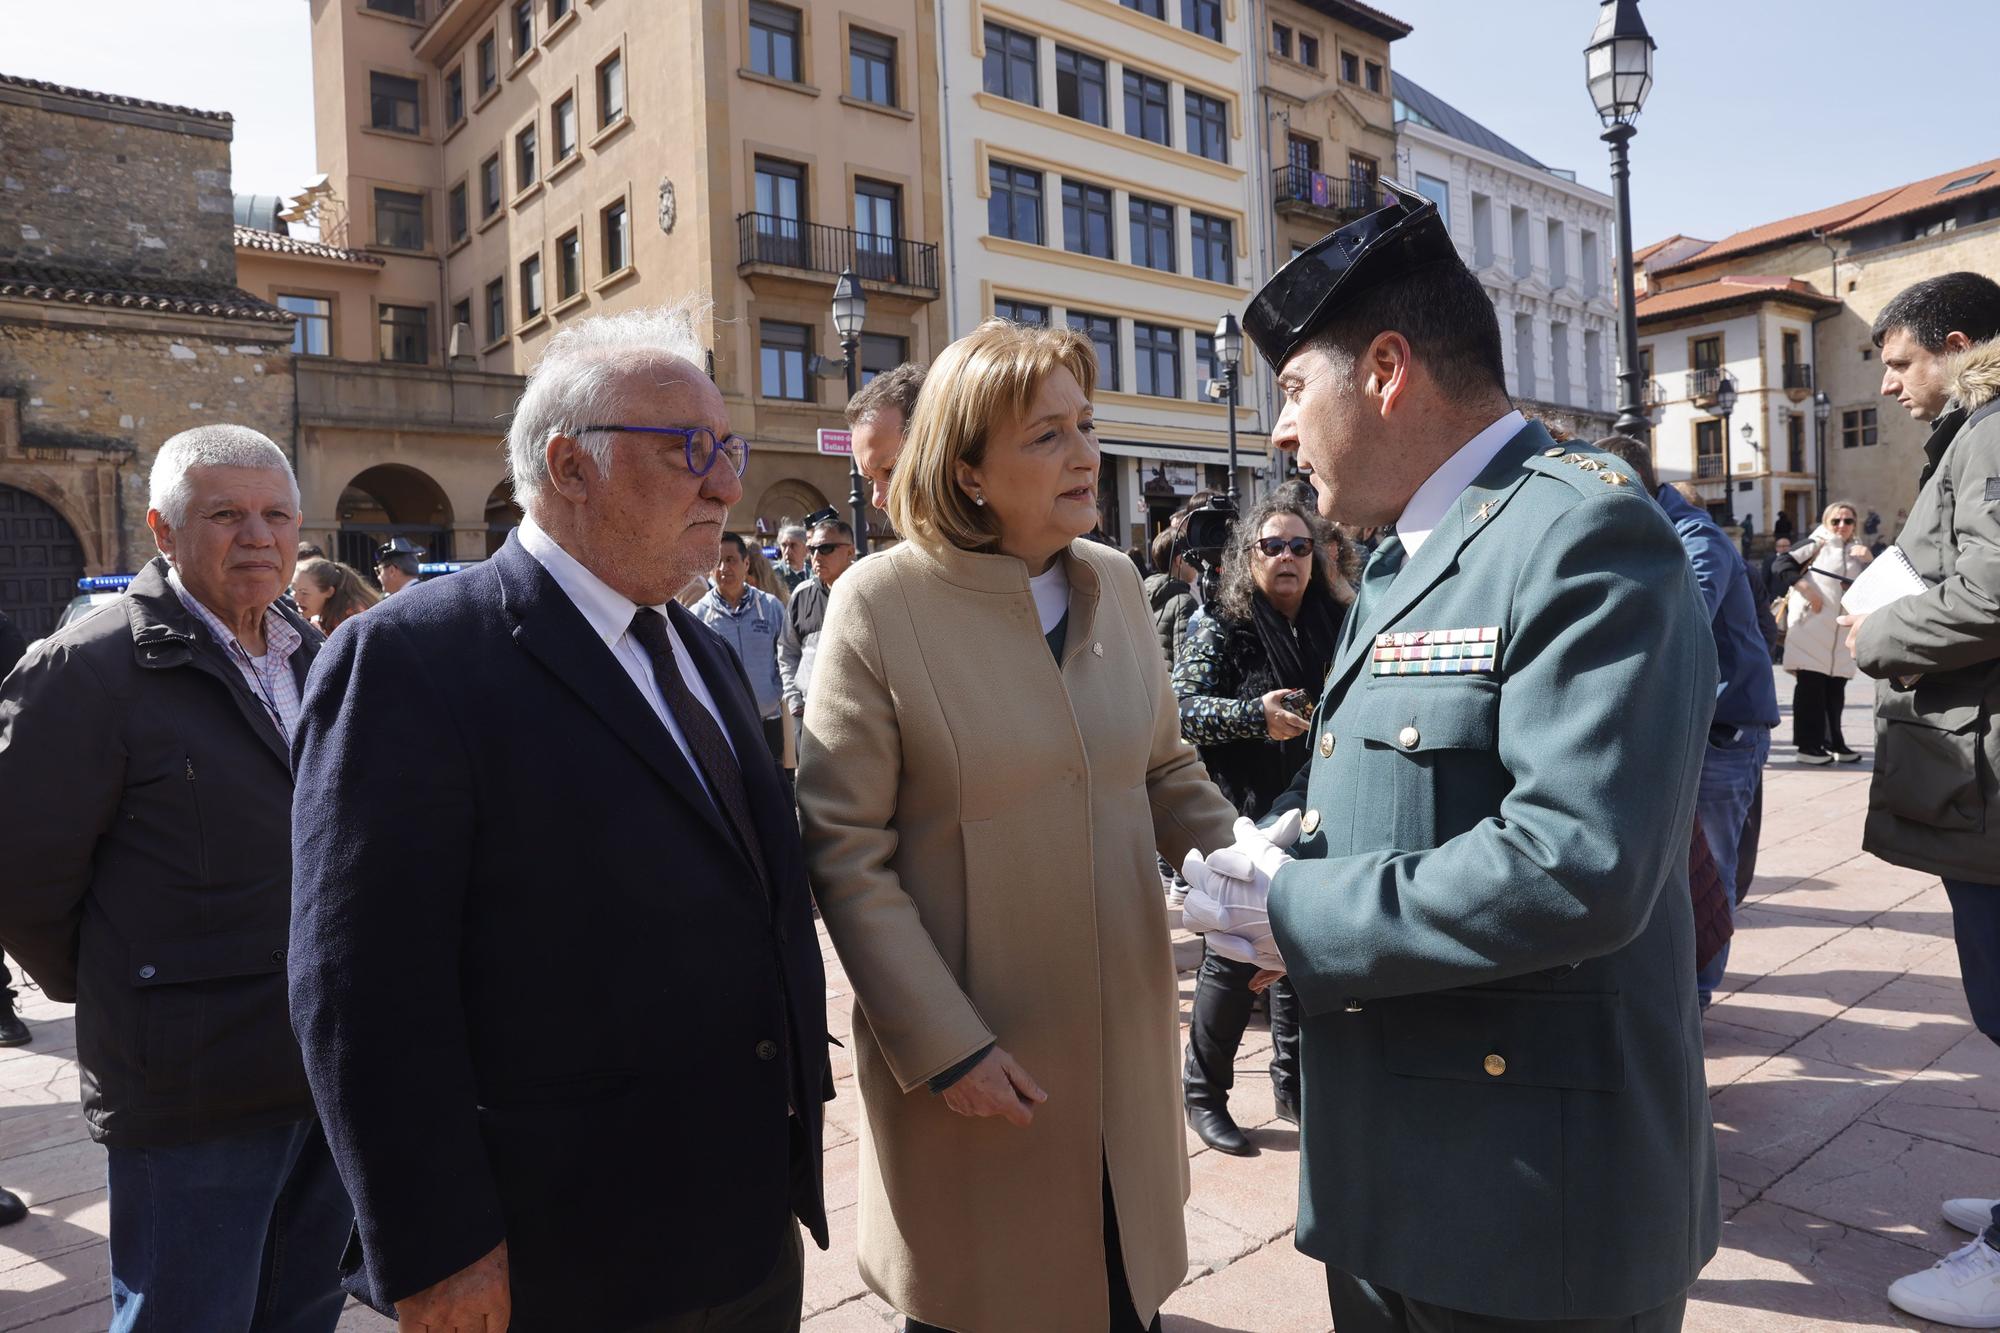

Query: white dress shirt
[1395,410,1526,558]
[517,516,735,801]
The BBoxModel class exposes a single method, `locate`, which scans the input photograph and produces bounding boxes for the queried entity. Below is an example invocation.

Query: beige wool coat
[798,536,1238,1333]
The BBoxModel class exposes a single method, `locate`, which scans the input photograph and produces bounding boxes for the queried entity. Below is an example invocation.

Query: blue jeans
[1941,876,2000,1247]
[1695,724,1772,1005]
[107,1119,351,1333]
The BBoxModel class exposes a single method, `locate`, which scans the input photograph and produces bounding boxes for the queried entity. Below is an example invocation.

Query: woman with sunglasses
[1780,500,1875,763]
[1172,486,1355,1155]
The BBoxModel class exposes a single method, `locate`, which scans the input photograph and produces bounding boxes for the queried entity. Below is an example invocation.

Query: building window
[1298,32,1319,68]
[510,0,533,57]
[477,33,497,93]
[1584,329,1604,411]
[1695,418,1723,476]
[1123,70,1169,146]
[1062,179,1114,259]
[1185,92,1227,164]
[379,304,429,364]
[557,228,581,301]
[515,123,538,189]
[370,72,421,135]
[450,297,471,343]
[1271,22,1292,59]
[552,92,577,160]
[279,295,331,356]
[859,332,908,385]
[366,0,420,17]
[1190,212,1232,283]
[988,162,1044,245]
[1055,47,1107,126]
[485,278,506,343]
[374,188,426,249]
[1551,321,1570,403]
[445,67,465,125]
[1287,135,1320,173]
[854,178,902,281]
[1129,196,1174,272]
[519,253,543,321]
[1349,153,1379,205]
[1121,0,1166,17]
[1788,413,1806,471]
[749,2,803,83]
[1182,0,1221,41]
[1415,173,1450,228]
[548,0,571,21]
[1365,60,1383,93]
[1513,312,1534,398]
[982,22,1037,105]
[850,27,896,107]
[1841,406,1878,448]
[597,51,626,127]
[1510,205,1530,279]
[1134,322,1180,397]
[602,198,630,273]
[480,154,502,217]
[1692,334,1722,373]
[753,156,806,265]
[1068,311,1119,390]
[1341,50,1360,83]
[1546,219,1566,287]
[1580,229,1600,295]
[1472,193,1493,267]
[761,321,812,400]
[1195,330,1232,391]
[995,299,1048,326]
[448,182,468,243]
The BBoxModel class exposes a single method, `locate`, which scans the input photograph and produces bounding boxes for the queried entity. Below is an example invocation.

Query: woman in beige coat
[1781,499,1874,762]
[798,320,1238,1333]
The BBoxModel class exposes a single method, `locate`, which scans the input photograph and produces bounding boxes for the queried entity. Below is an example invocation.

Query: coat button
[1398,725,1421,749]
[1301,809,1321,836]
[755,1039,779,1061]
[1483,1053,1507,1077]
[1319,732,1334,759]
[1343,998,1364,1013]
[138,965,156,980]
[271,949,286,964]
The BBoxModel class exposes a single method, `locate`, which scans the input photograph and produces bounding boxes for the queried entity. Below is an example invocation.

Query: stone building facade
[0,75,293,635]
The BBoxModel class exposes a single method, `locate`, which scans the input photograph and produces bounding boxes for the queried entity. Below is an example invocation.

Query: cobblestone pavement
[0,673,1983,1331]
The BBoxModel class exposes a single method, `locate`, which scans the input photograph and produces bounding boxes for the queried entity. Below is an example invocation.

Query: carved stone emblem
[658,177,677,234]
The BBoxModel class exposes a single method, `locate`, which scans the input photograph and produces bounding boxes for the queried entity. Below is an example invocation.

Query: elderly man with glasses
[289,301,831,1333]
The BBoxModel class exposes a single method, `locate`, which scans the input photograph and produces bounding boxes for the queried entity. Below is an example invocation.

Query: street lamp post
[1713,372,1737,524]
[831,268,870,557]
[1584,0,1657,440]
[1215,313,1243,504]
[1812,390,1833,516]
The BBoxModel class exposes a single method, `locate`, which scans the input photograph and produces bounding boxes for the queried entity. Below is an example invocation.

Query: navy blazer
[289,534,828,1331]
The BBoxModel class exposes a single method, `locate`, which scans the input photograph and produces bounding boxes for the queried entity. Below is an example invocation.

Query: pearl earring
[973,493,986,506]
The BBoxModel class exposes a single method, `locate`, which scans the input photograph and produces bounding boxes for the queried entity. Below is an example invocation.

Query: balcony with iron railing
[1783,361,1813,400]
[1695,453,1725,480]
[1687,367,1722,406]
[1641,379,1667,411]
[735,214,939,297]
[1273,165,1379,222]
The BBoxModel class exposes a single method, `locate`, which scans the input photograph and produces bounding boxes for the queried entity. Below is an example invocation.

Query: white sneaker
[1887,1236,2000,1327]
[1949,1199,2000,1235]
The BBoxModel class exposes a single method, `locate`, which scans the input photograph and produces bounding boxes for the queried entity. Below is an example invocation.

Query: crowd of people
[0,186,1995,1333]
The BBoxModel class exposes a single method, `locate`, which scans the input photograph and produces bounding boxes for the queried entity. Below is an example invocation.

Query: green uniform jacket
[1267,423,1721,1321]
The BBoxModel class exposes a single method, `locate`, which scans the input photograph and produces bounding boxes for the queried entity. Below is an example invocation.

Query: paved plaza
[0,676,1987,1331]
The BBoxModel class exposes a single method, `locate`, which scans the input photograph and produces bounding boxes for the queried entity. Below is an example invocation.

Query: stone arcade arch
[335,463,455,573]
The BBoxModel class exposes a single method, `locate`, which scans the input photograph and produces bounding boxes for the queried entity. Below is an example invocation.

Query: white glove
[1180,812,1301,969]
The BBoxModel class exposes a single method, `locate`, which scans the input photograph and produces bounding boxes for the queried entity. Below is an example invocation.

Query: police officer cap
[1242,178,1463,373]
[376,537,426,561]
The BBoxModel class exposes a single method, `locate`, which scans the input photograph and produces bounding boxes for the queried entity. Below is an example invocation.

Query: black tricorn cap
[1243,178,1463,372]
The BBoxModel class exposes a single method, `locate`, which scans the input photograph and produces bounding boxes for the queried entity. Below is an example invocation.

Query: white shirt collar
[517,514,666,648]
[1394,410,1526,558]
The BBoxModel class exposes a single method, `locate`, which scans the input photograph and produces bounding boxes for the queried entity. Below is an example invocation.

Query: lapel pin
[1473,500,1493,524]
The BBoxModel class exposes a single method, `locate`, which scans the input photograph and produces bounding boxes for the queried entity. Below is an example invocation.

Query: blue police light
[417,562,473,577]
[77,574,135,592]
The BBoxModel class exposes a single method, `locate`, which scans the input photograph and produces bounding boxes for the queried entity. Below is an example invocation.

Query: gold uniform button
[1398,724,1421,750]
[1483,1054,1507,1077]
[1319,732,1335,759]
[1301,809,1321,836]
[1543,446,1565,457]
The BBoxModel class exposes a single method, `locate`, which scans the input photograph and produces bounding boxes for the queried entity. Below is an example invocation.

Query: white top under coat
[1394,410,1526,558]
[1029,561,1071,635]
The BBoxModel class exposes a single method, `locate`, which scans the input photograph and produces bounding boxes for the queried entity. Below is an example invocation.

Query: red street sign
[817,429,853,456]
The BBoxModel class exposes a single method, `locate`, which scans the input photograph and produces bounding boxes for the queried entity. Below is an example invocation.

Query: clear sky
[6,0,1999,251]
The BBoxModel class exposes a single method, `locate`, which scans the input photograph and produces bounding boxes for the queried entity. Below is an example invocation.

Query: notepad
[1841,545,1929,616]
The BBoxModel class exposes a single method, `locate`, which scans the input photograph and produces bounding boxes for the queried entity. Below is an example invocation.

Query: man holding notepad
[1839,272,2000,1329]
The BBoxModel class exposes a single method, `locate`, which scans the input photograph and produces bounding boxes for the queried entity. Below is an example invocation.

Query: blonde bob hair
[886,318,1097,552]
[1819,498,1861,527]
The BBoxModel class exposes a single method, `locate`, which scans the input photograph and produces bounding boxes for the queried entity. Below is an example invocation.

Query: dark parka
[0,558,321,1145]
[1855,340,2000,883]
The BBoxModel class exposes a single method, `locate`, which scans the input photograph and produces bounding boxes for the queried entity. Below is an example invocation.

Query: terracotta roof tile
[1636,275,1839,322]
[0,261,287,325]
[233,226,385,266]
[1828,156,2000,234]
[0,72,230,122]
[1653,192,1897,274]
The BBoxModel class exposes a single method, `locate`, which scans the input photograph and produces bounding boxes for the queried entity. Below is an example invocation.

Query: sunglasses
[808,542,853,557]
[1255,537,1315,559]
[1829,517,1856,527]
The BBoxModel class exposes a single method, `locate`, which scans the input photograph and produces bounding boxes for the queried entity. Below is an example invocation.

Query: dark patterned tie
[628,607,769,891]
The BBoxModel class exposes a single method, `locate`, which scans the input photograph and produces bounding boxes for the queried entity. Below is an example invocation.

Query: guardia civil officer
[1183,183,1720,1331]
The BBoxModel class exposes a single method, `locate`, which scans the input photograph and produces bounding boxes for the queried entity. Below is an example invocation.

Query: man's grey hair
[505,297,713,510]
[148,425,300,527]
[777,523,808,543]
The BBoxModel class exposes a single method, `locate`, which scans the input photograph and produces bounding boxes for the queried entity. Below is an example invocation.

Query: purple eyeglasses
[578,425,749,477]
